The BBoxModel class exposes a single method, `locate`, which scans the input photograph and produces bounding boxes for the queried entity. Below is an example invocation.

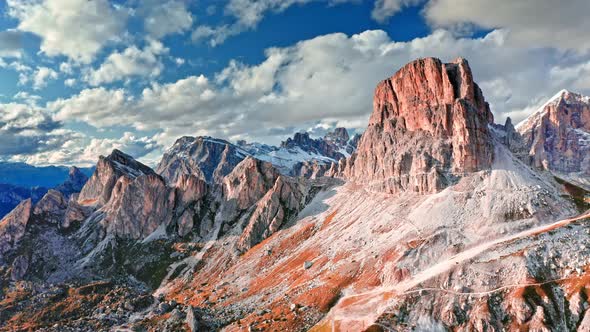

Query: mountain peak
[516,89,590,180]
[345,57,494,193]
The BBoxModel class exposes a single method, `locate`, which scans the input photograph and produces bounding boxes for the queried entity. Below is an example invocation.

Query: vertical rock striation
[344,57,494,194]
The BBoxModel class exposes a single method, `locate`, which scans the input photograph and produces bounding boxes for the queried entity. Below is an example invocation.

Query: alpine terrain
[1,57,590,332]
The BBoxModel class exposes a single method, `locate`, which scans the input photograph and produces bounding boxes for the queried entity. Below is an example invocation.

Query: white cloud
[371,0,423,23]
[140,0,193,39]
[13,92,42,106]
[82,132,159,161]
[193,0,356,46]
[84,40,168,86]
[7,0,128,63]
[31,67,58,90]
[49,87,133,127]
[64,78,76,87]
[59,62,74,75]
[424,0,590,51]
[0,102,75,157]
[18,27,590,164]
[192,24,238,47]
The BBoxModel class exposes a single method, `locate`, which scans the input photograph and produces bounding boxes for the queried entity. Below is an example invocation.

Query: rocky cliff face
[517,90,590,188]
[343,57,494,194]
[78,150,155,206]
[239,127,360,176]
[156,136,247,185]
[0,199,31,263]
[33,190,68,225]
[100,174,176,240]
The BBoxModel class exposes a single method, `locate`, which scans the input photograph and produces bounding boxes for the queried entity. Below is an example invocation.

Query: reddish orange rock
[344,57,494,194]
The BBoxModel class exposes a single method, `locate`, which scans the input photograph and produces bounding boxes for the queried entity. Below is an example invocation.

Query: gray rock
[10,255,28,281]
[186,306,200,332]
[157,302,170,314]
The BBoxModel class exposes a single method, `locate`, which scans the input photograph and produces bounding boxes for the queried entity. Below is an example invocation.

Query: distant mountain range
[0,165,93,219]
[0,163,94,188]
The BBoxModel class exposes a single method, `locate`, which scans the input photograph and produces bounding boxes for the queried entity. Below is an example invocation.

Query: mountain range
[0,166,93,219]
[1,57,590,331]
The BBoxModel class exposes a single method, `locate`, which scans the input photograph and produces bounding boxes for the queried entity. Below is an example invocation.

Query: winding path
[318,210,590,331]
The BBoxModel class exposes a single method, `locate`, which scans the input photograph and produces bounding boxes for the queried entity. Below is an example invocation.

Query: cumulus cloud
[54,29,582,148]
[7,0,128,63]
[0,103,75,158]
[9,132,159,166]
[423,0,590,51]
[140,0,193,39]
[13,92,42,106]
[49,87,133,127]
[80,132,160,163]
[0,30,23,58]
[371,0,423,23]
[17,27,590,163]
[31,67,58,90]
[84,40,168,86]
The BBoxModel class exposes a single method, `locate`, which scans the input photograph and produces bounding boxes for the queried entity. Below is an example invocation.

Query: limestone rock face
[517,90,590,183]
[280,128,355,162]
[221,157,280,214]
[237,176,306,251]
[291,160,332,179]
[0,199,32,262]
[33,190,68,224]
[101,173,175,240]
[62,194,93,230]
[78,150,155,206]
[174,175,208,237]
[156,136,247,185]
[344,57,494,194]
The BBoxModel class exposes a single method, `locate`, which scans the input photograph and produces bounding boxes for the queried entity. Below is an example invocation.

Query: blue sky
[1,0,590,166]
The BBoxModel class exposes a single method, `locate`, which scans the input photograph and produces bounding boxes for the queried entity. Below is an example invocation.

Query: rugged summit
[239,127,360,176]
[517,89,590,188]
[157,136,248,185]
[344,57,494,193]
[78,149,154,206]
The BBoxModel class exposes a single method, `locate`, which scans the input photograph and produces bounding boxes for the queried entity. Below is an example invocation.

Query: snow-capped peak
[516,89,590,131]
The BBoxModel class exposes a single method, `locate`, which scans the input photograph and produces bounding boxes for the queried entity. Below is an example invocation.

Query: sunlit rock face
[0,199,31,263]
[517,90,590,188]
[78,149,155,206]
[344,57,494,194]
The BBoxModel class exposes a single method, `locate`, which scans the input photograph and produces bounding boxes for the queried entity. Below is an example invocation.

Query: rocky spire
[344,57,494,194]
[78,150,155,206]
